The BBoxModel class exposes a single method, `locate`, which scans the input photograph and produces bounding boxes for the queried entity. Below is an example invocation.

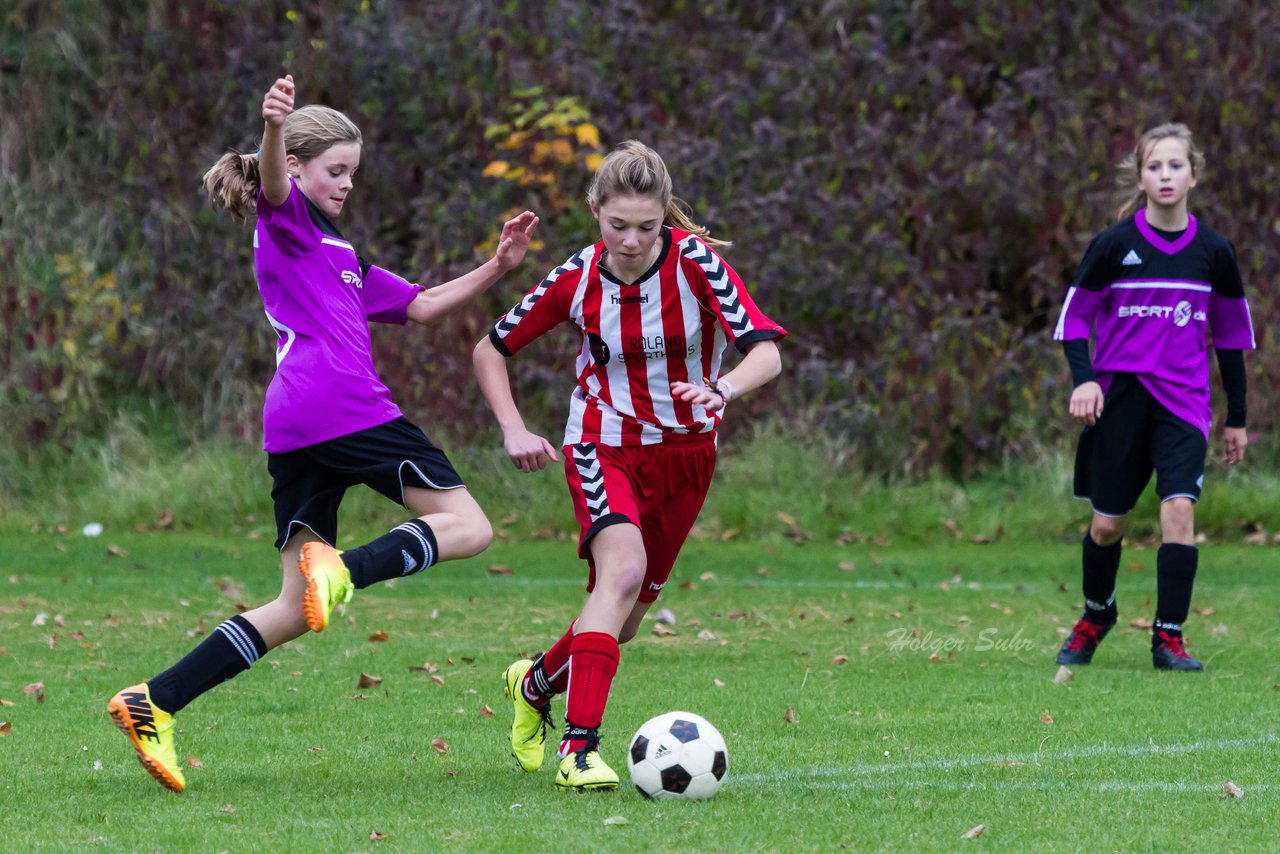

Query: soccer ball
[627,711,728,800]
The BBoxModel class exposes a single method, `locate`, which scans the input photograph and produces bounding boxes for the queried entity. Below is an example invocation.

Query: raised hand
[494,211,540,272]
[262,74,295,127]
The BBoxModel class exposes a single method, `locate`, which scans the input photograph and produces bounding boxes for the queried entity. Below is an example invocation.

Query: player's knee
[1160,497,1195,534]
[599,563,646,603]
[433,509,493,558]
[1091,516,1125,545]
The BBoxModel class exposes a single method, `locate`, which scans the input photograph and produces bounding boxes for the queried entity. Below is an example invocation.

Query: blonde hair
[202,105,363,223]
[587,140,730,247]
[1114,122,1205,222]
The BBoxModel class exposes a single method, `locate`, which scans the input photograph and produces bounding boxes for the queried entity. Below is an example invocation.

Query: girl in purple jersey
[107,74,538,793]
[1053,122,1254,672]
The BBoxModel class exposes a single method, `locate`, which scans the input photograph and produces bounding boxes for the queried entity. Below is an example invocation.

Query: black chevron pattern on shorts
[494,250,587,336]
[571,442,609,521]
[679,236,751,337]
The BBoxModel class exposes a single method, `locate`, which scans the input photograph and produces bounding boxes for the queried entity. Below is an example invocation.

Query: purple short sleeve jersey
[254,180,424,452]
[1054,208,1255,439]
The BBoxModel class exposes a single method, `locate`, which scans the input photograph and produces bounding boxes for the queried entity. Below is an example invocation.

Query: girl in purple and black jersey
[107,75,538,793]
[1053,123,1254,672]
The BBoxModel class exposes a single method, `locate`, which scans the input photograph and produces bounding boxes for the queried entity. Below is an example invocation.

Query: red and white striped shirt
[489,227,786,447]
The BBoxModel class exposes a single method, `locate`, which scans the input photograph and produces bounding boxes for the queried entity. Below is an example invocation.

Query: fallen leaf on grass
[962,823,987,839]
[699,571,717,581]
[603,815,629,826]
[652,624,676,637]
[1054,666,1074,684]
[713,679,725,688]
[0,721,10,735]
[832,655,850,665]
[1224,781,1244,798]
[784,707,798,724]
[410,662,440,674]
[928,654,944,663]
[370,830,389,842]
[1211,623,1229,636]
[698,630,717,640]
[1129,618,1154,630]
[32,612,48,627]
[0,699,13,707]
[223,804,235,814]
[443,769,459,778]
[431,738,449,754]
[431,675,445,686]
[357,673,383,689]
[838,561,855,571]
[351,694,369,700]
[93,759,103,770]
[1193,607,1216,616]
[106,544,127,557]
[23,682,44,702]
[367,630,390,642]
[1040,711,1054,725]
[479,705,495,717]
[186,756,203,767]
[487,564,514,575]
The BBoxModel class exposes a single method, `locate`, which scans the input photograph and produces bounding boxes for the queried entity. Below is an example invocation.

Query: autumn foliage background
[3,1,1277,478]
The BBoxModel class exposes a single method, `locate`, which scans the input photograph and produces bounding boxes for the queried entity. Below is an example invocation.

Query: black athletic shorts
[267,417,464,550]
[1073,373,1207,517]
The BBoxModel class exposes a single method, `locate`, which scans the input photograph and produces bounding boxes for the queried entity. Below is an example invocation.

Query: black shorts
[267,417,464,550]
[1073,373,1207,516]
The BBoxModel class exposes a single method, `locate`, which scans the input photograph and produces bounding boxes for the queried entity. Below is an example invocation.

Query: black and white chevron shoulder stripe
[678,235,753,339]
[493,249,588,339]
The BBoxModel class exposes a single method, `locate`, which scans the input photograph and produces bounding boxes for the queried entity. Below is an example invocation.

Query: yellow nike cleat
[502,659,553,772]
[107,683,186,793]
[555,744,619,792]
[298,542,354,632]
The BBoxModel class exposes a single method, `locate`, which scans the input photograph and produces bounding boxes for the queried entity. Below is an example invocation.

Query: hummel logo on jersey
[1121,249,1143,266]
[401,549,418,575]
[610,293,648,305]
[342,270,362,287]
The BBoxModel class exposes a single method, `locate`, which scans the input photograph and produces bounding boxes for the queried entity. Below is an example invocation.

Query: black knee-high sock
[1154,543,1198,644]
[1081,532,1121,623]
[147,614,268,714]
[341,519,439,589]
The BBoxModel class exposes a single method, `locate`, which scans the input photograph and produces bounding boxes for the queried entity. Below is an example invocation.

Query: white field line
[734,734,1280,787]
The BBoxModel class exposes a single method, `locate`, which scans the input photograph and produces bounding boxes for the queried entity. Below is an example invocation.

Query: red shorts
[563,439,717,603]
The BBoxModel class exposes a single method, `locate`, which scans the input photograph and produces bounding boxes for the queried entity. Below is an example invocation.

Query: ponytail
[588,140,731,247]
[202,151,262,224]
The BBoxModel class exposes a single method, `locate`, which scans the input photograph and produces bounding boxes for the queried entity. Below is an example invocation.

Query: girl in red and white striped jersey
[474,140,786,790]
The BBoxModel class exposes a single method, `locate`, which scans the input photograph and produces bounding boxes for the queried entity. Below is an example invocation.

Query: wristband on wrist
[706,377,734,404]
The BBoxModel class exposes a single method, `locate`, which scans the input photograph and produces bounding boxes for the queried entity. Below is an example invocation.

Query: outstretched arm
[671,339,782,412]
[473,335,559,472]
[260,75,295,207]
[407,212,539,326]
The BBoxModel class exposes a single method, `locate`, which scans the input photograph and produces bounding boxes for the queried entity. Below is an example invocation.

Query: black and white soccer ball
[627,711,728,800]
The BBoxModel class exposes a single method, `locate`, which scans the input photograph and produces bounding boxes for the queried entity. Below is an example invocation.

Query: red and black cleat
[1152,631,1203,671]
[1056,617,1114,665]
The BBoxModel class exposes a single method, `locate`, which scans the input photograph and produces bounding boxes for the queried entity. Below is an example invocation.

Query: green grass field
[2,528,1277,851]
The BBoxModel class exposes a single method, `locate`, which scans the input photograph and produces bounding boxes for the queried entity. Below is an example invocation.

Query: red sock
[561,631,620,756]
[522,620,576,705]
